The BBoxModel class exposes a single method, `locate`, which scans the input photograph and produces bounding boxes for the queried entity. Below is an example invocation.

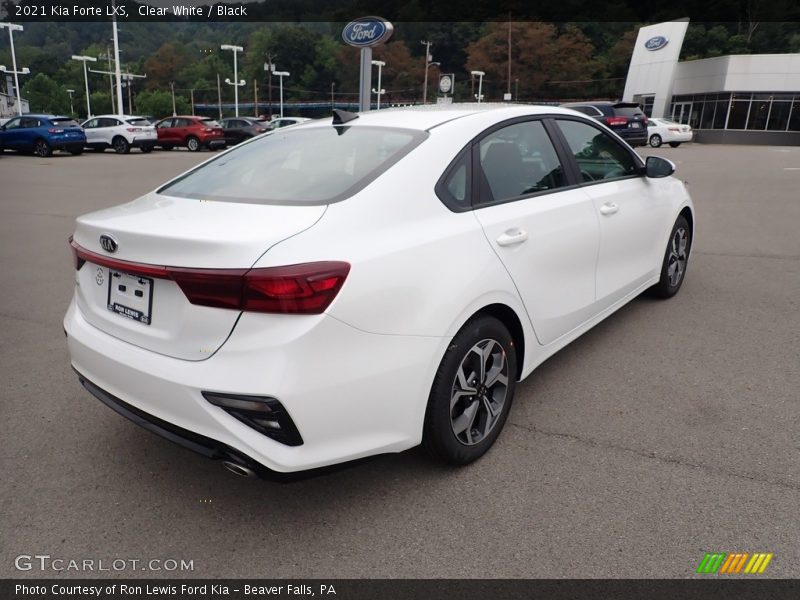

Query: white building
[623,19,800,144]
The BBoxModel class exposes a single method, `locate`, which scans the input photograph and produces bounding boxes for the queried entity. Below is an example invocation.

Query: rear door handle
[599,202,619,215]
[496,228,528,246]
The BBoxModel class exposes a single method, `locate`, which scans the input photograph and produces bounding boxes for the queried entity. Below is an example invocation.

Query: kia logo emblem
[100,234,118,253]
[342,17,393,48]
[644,36,669,51]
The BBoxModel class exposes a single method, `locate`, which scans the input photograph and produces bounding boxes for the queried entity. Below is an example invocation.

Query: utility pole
[264,52,276,120]
[170,81,176,116]
[253,80,258,117]
[216,73,222,119]
[111,0,123,118]
[331,82,335,110]
[99,46,115,112]
[0,23,26,116]
[190,88,195,115]
[421,40,432,104]
[507,19,512,98]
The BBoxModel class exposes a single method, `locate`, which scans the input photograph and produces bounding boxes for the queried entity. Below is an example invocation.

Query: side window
[21,118,40,128]
[477,120,566,204]
[156,119,173,129]
[435,149,471,210]
[176,118,193,127]
[83,119,98,129]
[4,117,22,129]
[556,119,639,182]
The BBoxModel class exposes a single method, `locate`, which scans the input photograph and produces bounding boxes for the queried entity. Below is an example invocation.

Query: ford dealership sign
[644,36,669,51]
[342,17,393,47]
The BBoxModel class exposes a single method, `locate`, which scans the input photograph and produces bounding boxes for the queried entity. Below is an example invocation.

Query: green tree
[22,73,70,114]
[135,89,189,119]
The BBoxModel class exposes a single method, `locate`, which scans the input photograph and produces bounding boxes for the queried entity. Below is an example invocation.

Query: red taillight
[668,127,680,132]
[69,239,349,314]
[126,127,139,132]
[203,127,213,132]
[605,117,628,126]
[48,128,65,134]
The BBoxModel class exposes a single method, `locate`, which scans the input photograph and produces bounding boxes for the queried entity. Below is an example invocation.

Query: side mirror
[645,155,675,178]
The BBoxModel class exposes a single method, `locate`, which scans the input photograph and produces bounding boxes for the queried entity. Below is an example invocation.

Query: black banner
[3,579,800,600]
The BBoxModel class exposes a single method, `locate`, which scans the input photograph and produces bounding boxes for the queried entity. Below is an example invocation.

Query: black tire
[140,144,153,153]
[112,136,130,154]
[669,142,681,148]
[34,139,52,157]
[186,136,200,152]
[649,215,692,299]
[423,315,517,465]
[160,144,174,151]
[69,147,83,156]
[649,134,662,148]
[92,146,105,153]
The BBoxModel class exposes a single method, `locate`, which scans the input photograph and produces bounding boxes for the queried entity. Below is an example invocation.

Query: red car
[154,116,226,152]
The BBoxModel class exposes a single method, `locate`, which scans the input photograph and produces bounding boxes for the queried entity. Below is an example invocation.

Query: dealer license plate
[107,270,153,325]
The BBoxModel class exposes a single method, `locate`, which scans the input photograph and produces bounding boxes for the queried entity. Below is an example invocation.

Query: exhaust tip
[221,460,255,478]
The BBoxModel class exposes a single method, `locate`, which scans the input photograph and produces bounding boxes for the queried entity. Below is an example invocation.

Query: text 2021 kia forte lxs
[64,105,694,477]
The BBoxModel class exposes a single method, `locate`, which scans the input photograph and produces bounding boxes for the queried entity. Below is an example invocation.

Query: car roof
[88,114,144,119]
[299,104,584,132]
[21,114,57,119]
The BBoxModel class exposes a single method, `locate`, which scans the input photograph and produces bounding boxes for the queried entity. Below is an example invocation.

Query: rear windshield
[127,118,151,126]
[158,126,427,205]
[51,118,80,127]
[614,107,645,117]
[201,119,221,128]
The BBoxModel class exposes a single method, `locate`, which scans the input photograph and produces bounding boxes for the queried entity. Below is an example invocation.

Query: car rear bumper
[131,136,157,147]
[205,139,226,148]
[64,298,445,473]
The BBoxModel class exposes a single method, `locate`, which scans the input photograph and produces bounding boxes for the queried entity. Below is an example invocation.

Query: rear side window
[51,118,80,127]
[556,119,639,182]
[570,106,602,117]
[614,106,645,118]
[477,120,566,204]
[201,119,221,128]
[127,118,151,126]
[159,126,428,205]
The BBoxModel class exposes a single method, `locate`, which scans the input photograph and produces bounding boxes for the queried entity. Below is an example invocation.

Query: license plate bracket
[107,270,154,325]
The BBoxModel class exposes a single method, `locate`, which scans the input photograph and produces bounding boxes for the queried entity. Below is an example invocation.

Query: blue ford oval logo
[100,234,118,253]
[644,36,669,51]
[342,17,393,48]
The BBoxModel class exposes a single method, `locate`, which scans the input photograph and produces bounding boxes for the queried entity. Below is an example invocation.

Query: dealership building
[623,19,800,144]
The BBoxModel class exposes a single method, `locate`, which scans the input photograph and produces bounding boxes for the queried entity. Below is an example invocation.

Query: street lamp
[273,71,289,118]
[72,55,97,118]
[0,23,26,115]
[66,89,75,116]
[371,60,385,110]
[471,70,485,103]
[220,44,244,116]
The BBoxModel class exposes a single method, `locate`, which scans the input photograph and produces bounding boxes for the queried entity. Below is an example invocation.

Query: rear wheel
[92,146,105,153]
[649,134,662,148]
[140,144,153,153]
[669,142,681,148]
[423,316,517,465]
[650,215,692,298]
[186,136,200,152]
[160,144,174,151]
[34,139,52,157]
[112,136,130,154]
[69,147,83,155]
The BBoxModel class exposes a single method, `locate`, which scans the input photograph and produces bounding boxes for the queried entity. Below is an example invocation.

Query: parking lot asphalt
[1,143,798,579]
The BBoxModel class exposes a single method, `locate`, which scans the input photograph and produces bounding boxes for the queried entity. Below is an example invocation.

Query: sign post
[342,17,393,112]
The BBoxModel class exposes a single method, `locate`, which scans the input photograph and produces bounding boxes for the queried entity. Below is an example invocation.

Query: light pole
[0,23,25,115]
[72,55,97,118]
[471,71,485,103]
[371,60,385,110]
[273,71,289,118]
[66,89,75,116]
[220,44,244,116]
[111,0,123,115]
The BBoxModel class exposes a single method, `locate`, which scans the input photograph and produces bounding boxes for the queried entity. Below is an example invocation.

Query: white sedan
[647,117,693,148]
[64,105,694,478]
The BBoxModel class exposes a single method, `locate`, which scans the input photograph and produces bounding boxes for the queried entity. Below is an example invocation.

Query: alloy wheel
[667,227,689,287]
[35,140,50,157]
[450,338,509,446]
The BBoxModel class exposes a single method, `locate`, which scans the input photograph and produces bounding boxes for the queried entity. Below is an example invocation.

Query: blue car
[0,114,86,157]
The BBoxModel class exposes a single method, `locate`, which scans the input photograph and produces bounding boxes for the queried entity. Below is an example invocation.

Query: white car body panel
[65,104,695,473]
[647,118,693,145]
[81,114,157,150]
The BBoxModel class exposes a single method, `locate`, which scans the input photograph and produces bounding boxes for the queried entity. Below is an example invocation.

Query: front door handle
[496,228,528,247]
[599,202,619,215]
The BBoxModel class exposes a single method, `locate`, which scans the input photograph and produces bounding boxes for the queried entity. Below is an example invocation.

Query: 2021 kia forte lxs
[64,105,694,477]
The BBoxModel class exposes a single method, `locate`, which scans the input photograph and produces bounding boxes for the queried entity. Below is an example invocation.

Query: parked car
[0,114,85,156]
[154,116,225,151]
[560,101,649,147]
[267,116,311,130]
[81,114,157,154]
[646,117,693,148]
[218,117,269,145]
[65,105,694,478]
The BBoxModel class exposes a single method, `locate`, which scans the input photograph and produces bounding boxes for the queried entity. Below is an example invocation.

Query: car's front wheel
[650,215,692,298]
[113,136,130,154]
[423,315,517,465]
[140,145,153,153]
[186,136,200,152]
[669,142,681,148]
[649,134,662,148]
